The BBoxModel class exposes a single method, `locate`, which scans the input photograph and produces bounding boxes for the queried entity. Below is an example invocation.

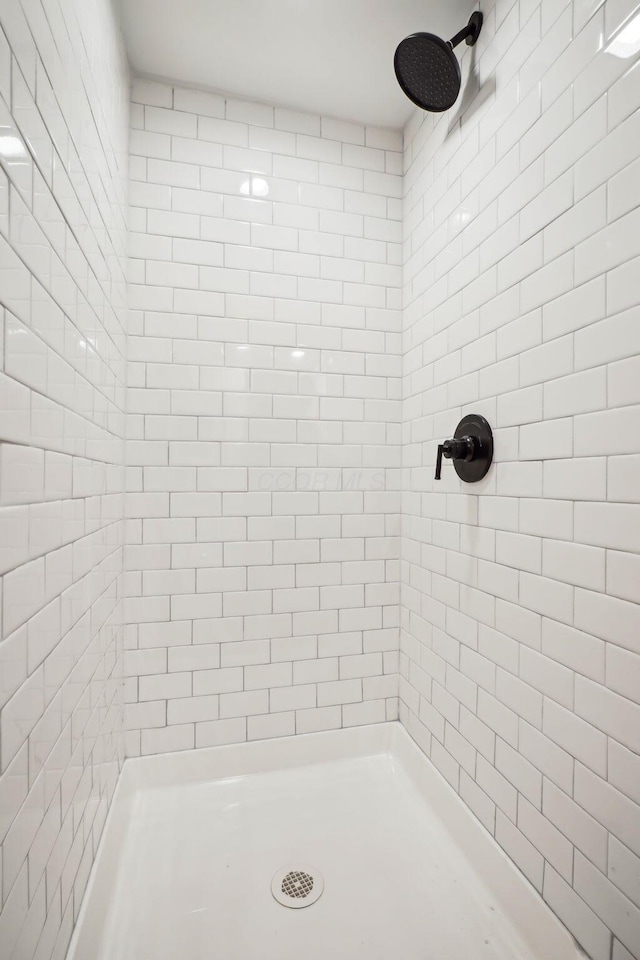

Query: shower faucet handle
[434,415,494,484]
[434,437,475,480]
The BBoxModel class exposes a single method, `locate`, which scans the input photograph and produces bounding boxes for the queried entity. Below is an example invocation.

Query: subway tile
[576,107,640,200]
[518,795,573,881]
[575,502,640,554]
[543,699,607,776]
[582,289,640,359]
[608,455,640,503]
[606,550,640,604]
[608,56,640,129]
[574,405,640,457]
[575,675,640,752]
[608,836,640,911]
[575,207,640,285]
[495,811,544,891]
[542,539,605,591]
[543,865,611,960]
[613,939,637,960]
[518,419,572,461]
[541,618,605,682]
[146,105,197,138]
[173,87,225,118]
[574,851,640,955]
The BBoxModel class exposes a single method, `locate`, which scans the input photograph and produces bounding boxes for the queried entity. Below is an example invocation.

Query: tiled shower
[0,1,638,959]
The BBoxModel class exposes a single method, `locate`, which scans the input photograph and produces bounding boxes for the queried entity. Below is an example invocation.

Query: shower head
[394,11,483,112]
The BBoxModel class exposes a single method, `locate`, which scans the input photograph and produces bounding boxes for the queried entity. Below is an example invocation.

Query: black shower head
[394,12,483,112]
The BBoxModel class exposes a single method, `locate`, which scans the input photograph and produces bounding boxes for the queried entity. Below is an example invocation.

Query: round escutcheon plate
[453,414,493,482]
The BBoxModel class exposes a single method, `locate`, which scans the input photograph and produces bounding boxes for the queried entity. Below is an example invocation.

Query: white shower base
[67,723,582,960]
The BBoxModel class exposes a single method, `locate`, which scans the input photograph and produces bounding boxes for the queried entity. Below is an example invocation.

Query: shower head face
[394,32,462,112]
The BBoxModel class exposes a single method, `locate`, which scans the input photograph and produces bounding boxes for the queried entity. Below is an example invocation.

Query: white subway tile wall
[125,79,402,757]
[1,0,639,958]
[400,1,640,959]
[0,0,128,958]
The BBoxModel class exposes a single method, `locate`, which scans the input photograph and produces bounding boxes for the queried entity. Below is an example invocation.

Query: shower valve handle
[434,437,475,480]
[434,415,494,483]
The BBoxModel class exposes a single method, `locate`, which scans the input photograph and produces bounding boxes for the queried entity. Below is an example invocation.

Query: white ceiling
[118,0,474,129]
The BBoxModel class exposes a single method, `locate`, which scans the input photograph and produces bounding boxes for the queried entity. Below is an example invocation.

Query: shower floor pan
[67,723,582,960]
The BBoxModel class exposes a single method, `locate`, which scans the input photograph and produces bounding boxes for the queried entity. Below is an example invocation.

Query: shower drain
[271,866,324,909]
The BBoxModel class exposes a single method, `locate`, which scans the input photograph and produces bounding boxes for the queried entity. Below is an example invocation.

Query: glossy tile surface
[125,80,403,759]
[400,2,640,958]
[0,0,128,957]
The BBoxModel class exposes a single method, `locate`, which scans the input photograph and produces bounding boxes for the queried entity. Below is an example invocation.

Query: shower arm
[448,11,483,49]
